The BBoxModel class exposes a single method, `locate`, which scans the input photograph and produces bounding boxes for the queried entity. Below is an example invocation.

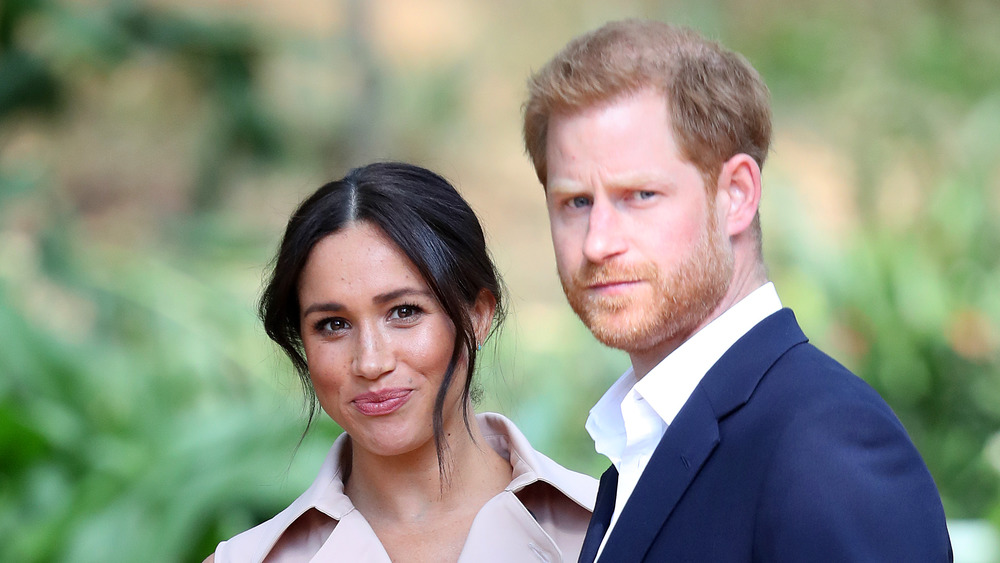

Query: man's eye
[634,190,656,200]
[568,196,591,208]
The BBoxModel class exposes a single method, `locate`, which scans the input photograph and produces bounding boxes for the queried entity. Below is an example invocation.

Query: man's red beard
[559,215,733,355]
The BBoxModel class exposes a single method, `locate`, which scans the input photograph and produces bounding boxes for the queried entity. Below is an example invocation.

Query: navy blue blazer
[579,309,952,562]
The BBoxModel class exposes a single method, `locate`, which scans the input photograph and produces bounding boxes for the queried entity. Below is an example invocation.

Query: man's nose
[582,198,628,264]
[351,325,396,380]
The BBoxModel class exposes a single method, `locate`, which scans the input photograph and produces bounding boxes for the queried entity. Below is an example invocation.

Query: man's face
[544,88,734,357]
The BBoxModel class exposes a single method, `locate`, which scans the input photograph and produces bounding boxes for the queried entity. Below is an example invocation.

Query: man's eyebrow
[546,179,584,194]
[605,173,671,189]
[547,174,671,194]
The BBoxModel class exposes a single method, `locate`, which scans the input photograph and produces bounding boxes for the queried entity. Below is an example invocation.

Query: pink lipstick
[352,388,412,416]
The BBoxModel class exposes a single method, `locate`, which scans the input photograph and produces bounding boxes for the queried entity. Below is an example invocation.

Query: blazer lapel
[578,466,618,563]
[597,389,720,562]
[698,308,807,417]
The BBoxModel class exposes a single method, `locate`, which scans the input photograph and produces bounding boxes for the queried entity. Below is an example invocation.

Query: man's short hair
[523,19,772,193]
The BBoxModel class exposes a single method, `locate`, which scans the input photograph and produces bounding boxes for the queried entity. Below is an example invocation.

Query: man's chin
[582,312,659,352]
[591,330,666,356]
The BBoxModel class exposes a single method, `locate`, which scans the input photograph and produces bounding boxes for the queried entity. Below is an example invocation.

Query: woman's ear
[715,153,762,237]
[471,290,497,346]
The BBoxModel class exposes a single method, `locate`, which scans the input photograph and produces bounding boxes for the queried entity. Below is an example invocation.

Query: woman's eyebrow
[372,287,432,305]
[301,301,343,317]
[301,288,433,318]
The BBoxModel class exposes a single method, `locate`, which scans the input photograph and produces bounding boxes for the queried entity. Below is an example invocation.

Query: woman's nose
[351,324,396,379]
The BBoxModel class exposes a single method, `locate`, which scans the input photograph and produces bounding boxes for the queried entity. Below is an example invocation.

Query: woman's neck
[344,413,512,525]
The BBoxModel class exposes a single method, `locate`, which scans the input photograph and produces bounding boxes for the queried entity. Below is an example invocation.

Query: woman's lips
[352,388,412,416]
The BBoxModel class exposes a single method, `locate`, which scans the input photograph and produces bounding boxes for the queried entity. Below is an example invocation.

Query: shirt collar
[299,412,595,517]
[586,282,782,462]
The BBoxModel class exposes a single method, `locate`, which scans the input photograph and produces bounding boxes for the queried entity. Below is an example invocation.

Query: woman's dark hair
[259,161,506,476]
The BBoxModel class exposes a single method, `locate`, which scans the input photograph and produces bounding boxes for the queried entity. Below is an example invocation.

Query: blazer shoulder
[748,340,952,561]
[765,338,899,417]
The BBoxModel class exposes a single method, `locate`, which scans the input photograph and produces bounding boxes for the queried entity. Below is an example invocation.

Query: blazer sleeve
[754,392,952,562]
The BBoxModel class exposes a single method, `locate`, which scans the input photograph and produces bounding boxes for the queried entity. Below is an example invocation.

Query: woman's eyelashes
[314,317,350,335]
[311,303,426,335]
[389,303,424,323]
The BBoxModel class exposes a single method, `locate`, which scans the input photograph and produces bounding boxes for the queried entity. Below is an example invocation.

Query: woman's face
[297,221,488,459]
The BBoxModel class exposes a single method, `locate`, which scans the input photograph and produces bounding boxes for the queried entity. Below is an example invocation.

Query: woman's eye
[317,318,349,333]
[390,305,422,321]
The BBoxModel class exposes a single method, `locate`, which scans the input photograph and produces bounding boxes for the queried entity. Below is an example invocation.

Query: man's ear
[715,153,762,237]
[471,290,497,346]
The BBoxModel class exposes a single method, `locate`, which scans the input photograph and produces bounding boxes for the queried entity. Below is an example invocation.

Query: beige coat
[214,413,597,562]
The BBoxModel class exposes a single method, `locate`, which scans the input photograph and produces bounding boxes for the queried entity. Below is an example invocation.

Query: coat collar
[220,412,595,562]
[479,412,597,511]
[589,309,807,562]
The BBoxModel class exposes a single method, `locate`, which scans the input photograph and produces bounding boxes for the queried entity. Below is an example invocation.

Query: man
[522,19,952,562]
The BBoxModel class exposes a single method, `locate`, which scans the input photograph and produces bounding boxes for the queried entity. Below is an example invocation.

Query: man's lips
[587,279,643,293]
[352,388,412,416]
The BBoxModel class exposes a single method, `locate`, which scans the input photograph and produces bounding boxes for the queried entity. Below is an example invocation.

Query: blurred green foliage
[1,0,998,561]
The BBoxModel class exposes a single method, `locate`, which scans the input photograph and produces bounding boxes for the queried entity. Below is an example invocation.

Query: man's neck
[630,270,769,379]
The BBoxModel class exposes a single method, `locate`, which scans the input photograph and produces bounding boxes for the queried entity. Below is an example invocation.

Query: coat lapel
[597,388,720,562]
[578,466,618,563]
[595,309,808,562]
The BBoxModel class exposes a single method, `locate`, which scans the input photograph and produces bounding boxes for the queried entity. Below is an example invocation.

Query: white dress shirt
[586,283,782,557]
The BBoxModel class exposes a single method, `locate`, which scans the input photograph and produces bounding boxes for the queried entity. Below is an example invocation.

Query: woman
[206,162,596,562]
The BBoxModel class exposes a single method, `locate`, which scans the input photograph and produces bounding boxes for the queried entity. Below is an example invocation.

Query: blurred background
[1,0,999,561]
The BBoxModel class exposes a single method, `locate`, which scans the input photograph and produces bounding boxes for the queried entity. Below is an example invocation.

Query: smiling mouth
[352,389,412,416]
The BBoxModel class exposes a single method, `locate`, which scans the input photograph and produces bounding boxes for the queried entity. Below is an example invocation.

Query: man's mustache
[571,261,658,288]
